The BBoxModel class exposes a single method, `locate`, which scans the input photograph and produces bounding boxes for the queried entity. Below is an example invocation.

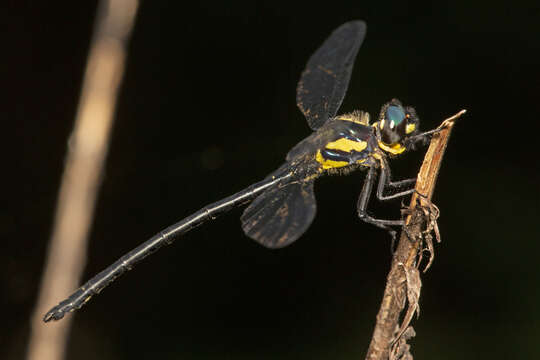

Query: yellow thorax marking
[316,150,348,170]
[325,137,367,153]
[378,141,406,155]
[406,123,416,134]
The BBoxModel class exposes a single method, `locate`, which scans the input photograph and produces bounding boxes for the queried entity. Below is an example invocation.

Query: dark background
[4,1,540,359]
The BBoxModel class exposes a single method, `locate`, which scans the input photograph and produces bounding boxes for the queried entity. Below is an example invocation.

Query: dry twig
[365,110,466,360]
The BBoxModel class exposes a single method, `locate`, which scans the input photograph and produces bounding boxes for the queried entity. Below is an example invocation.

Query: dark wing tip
[339,20,367,33]
[296,20,367,130]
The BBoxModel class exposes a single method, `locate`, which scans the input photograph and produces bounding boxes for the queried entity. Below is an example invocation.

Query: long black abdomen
[43,169,293,322]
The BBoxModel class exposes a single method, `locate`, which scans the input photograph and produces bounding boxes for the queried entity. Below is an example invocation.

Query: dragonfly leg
[357,167,404,240]
[375,157,416,201]
[357,160,420,240]
[378,157,416,191]
[403,126,444,150]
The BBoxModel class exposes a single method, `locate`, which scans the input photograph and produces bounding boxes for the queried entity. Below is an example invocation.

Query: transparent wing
[296,21,366,130]
[241,181,316,248]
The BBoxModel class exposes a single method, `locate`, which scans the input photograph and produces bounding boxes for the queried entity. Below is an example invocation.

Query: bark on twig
[365,110,466,360]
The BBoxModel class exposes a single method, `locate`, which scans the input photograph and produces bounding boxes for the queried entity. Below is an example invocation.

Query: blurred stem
[365,110,466,360]
[26,1,138,360]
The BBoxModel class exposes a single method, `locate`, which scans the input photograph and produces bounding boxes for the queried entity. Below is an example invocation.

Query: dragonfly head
[376,99,419,154]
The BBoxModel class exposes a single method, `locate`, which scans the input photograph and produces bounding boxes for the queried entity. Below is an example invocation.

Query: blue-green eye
[386,105,406,126]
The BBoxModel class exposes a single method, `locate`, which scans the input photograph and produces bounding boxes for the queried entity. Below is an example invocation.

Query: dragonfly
[44,20,442,322]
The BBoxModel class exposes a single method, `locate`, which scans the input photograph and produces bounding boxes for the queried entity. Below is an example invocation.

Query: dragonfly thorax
[315,112,377,171]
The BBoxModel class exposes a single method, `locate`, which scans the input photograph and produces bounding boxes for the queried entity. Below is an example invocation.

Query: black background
[4,1,540,359]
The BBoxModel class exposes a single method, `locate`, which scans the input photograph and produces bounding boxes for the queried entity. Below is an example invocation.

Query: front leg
[372,126,417,192]
[402,126,444,150]
[376,157,416,201]
[357,166,405,240]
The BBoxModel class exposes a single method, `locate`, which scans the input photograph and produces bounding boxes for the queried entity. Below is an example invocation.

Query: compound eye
[385,105,406,129]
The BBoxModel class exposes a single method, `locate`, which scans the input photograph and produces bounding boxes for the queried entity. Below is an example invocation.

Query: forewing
[241,181,316,248]
[296,21,366,130]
